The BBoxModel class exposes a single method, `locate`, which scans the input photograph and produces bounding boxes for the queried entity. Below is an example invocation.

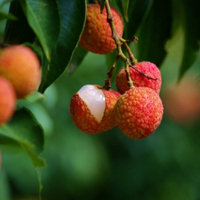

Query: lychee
[70,84,121,134]
[162,76,200,124]
[79,4,124,54]
[0,45,41,98]
[114,87,163,139]
[116,61,161,94]
[0,76,16,125]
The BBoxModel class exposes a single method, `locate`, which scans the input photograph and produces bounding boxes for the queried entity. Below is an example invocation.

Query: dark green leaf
[124,0,153,39]
[98,0,106,13]
[4,0,36,44]
[0,108,45,168]
[137,0,172,67]
[178,0,200,80]
[68,45,88,76]
[19,0,60,61]
[0,134,20,146]
[0,11,18,21]
[121,0,129,22]
[39,0,87,93]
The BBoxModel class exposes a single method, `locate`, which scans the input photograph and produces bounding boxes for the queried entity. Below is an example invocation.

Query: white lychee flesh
[78,85,106,122]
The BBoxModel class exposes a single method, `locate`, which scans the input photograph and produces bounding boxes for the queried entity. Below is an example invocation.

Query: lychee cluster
[70,62,163,140]
[0,45,41,126]
[114,61,163,139]
[70,3,164,140]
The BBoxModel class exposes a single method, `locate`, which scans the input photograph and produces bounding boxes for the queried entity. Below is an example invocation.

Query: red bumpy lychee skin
[70,85,121,134]
[0,76,16,125]
[79,4,124,54]
[114,87,163,140]
[0,45,41,98]
[116,61,161,94]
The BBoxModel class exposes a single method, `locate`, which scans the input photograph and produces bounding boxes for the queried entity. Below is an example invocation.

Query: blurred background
[1,1,200,200]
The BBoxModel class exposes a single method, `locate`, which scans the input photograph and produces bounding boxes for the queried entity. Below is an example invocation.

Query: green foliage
[39,0,86,92]
[137,0,172,66]
[0,0,200,199]
[178,0,200,80]
[121,0,129,22]
[19,0,60,61]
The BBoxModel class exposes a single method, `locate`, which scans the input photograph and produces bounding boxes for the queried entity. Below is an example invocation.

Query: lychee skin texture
[70,86,121,134]
[114,87,163,140]
[116,61,161,94]
[0,45,41,98]
[79,4,124,54]
[0,76,16,125]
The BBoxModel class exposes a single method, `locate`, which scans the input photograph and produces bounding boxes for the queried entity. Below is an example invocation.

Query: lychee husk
[79,4,124,54]
[0,76,16,125]
[116,61,161,94]
[114,87,163,140]
[0,45,41,98]
[70,85,121,134]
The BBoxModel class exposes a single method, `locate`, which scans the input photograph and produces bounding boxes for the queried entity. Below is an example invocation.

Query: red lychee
[0,76,16,125]
[70,85,121,134]
[79,4,124,54]
[116,61,161,94]
[162,76,200,124]
[0,45,41,98]
[114,87,163,139]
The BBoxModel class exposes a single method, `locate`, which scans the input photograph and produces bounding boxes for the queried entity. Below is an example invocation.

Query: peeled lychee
[70,85,121,134]
[116,61,161,94]
[114,87,163,139]
[0,76,16,125]
[79,4,124,54]
[0,45,41,98]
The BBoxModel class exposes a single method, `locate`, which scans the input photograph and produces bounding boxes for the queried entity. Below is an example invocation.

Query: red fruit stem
[125,62,134,89]
[104,0,134,89]
[103,55,120,90]
[130,66,158,81]
[120,38,138,65]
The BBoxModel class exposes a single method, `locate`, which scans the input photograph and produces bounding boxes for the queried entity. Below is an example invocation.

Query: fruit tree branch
[104,0,134,89]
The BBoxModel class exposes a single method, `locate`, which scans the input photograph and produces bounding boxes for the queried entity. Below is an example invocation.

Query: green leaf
[19,0,60,61]
[0,171,11,200]
[0,0,12,8]
[0,11,18,21]
[0,108,45,167]
[68,45,88,76]
[121,0,129,22]
[39,0,87,93]
[4,0,36,44]
[137,0,172,67]
[24,91,46,103]
[0,134,20,146]
[124,0,153,39]
[98,0,106,13]
[178,0,200,80]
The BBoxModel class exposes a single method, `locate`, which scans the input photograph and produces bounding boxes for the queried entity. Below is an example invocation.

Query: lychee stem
[130,66,158,81]
[103,55,120,90]
[120,37,138,65]
[104,0,134,88]
[125,62,134,89]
